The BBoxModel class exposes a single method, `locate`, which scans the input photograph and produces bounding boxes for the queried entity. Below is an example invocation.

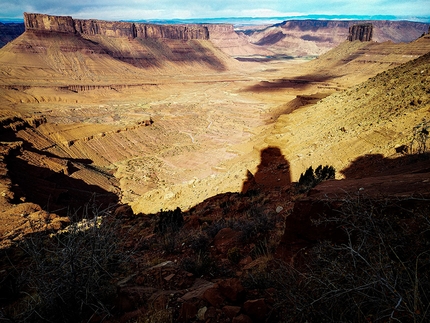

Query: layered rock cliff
[204,24,271,56]
[24,12,209,40]
[348,23,373,41]
[243,19,429,56]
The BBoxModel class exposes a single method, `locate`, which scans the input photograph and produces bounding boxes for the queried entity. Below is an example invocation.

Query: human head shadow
[242,146,291,194]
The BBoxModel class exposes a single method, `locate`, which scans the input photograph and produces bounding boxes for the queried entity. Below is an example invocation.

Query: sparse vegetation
[296,165,335,193]
[2,204,132,323]
[180,252,216,277]
[154,207,184,233]
[410,119,430,154]
[244,197,430,323]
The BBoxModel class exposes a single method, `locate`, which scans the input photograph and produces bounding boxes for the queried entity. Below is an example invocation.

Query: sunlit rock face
[348,23,373,41]
[24,12,209,40]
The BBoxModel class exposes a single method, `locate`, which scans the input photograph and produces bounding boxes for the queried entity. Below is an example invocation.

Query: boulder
[218,278,244,302]
[213,228,242,254]
[243,299,268,322]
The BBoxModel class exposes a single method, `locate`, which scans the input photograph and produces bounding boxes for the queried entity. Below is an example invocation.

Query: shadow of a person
[242,146,291,194]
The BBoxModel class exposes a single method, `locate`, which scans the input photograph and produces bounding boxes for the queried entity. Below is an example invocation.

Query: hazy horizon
[1,14,430,25]
[2,0,430,22]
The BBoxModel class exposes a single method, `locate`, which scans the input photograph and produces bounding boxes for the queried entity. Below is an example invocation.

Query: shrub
[410,119,430,154]
[268,197,430,323]
[296,165,335,193]
[154,207,184,233]
[6,204,130,323]
[180,252,215,277]
[188,231,211,253]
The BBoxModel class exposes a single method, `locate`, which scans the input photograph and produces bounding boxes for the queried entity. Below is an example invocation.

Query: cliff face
[24,13,76,33]
[244,19,429,57]
[24,13,209,40]
[348,23,373,41]
[204,24,271,56]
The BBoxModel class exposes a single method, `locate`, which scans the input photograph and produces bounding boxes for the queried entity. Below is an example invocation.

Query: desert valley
[0,11,430,323]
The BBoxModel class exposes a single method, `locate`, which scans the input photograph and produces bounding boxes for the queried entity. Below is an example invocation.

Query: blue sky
[2,0,430,20]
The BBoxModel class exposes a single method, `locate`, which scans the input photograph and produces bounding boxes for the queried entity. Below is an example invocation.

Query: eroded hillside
[1,13,430,230]
[240,19,430,57]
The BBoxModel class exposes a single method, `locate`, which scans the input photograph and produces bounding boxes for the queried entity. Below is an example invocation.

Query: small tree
[410,120,430,154]
[297,165,335,193]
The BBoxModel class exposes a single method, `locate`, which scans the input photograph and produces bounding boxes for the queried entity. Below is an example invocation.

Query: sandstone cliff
[24,13,76,33]
[244,19,429,56]
[24,12,209,40]
[348,23,373,41]
[204,24,271,56]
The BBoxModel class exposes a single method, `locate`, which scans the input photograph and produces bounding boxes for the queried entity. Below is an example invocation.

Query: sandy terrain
[1,23,429,227]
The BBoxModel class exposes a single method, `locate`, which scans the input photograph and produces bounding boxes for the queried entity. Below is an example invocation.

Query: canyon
[1,12,430,218]
[0,12,429,322]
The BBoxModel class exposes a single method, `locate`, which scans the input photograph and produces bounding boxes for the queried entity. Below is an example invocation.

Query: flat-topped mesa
[348,23,373,41]
[24,12,209,40]
[24,12,76,33]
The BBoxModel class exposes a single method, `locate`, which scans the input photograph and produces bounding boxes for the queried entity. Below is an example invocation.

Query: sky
[1,0,430,21]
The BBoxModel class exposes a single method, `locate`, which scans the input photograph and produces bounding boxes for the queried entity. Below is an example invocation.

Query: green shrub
[296,165,335,193]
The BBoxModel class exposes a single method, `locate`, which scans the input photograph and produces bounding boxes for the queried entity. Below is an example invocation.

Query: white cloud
[1,0,429,20]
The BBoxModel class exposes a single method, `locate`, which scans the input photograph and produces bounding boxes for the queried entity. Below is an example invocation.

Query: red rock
[203,286,225,307]
[24,12,209,40]
[180,278,214,302]
[213,228,242,254]
[218,278,244,302]
[204,306,218,319]
[222,305,241,319]
[239,256,253,266]
[183,215,201,230]
[243,299,267,322]
[164,273,175,281]
[114,204,134,217]
[348,23,373,41]
[177,302,197,323]
[232,314,253,323]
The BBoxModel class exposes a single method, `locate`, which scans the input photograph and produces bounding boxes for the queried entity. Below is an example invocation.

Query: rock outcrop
[24,12,209,40]
[204,24,271,56]
[243,19,429,56]
[348,23,373,41]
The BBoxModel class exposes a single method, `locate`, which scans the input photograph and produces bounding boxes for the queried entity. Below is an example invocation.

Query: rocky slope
[1,13,430,323]
[0,22,429,218]
[263,35,430,181]
[0,14,236,87]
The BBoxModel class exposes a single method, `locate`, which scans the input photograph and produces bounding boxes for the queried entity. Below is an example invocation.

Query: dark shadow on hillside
[340,152,430,179]
[18,139,93,165]
[3,128,118,216]
[242,146,291,194]
[242,73,342,92]
[128,38,227,71]
[6,154,118,216]
[23,30,226,72]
